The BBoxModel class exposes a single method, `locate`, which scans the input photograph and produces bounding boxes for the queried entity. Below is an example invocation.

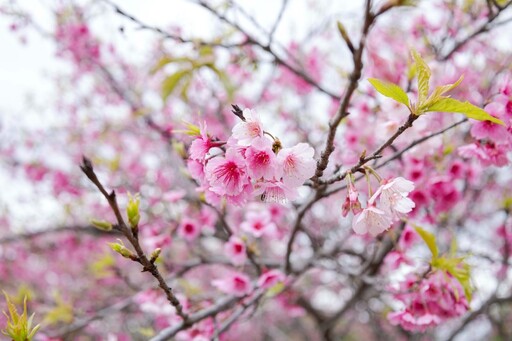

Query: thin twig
[80,157,188,321]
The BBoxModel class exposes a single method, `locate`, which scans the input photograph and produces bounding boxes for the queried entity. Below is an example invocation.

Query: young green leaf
[425,74,464,106]
[411,50,431,104]
[414,226,438,258]
[368,78,410,108]
[426,98,504,125]
[161,69,192,102]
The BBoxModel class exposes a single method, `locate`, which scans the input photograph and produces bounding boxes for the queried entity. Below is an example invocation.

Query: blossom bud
[108,240,137,260]
[150,248,161,263]
[90,219,113,231]
[126,193,140,229]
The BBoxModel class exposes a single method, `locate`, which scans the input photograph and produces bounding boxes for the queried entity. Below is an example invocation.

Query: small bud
[231,104,246,122]
[272,139,282,154]
[108,240,136,260]
[150,248,161,263]
[336,21,355,53]
[126,193,141,229]
[359,149,367,161]
[90,219,113,231]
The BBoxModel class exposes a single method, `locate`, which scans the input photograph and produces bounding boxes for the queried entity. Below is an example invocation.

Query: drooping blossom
[224,236,247,266]
[352,200,393,236]
[231,109,263,145]
[255,180,298,204]
[212,271,253,296]
[375,177,415,219]
[342,182,362,217]
[277,143,316,187]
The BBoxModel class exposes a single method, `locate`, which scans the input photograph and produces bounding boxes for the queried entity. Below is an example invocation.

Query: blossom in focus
[352,202,393,236]
[244,137,277,180]
[232,109,263,145]
[375,177,415,219]
[342,182,362,217]
[276,143,316,187]
[205,150,249,196]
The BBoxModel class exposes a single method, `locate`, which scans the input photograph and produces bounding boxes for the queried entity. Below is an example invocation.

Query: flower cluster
[388,270,469,332]
[459,96,512,167]
[351,177,415,236]
[187,109,316,206]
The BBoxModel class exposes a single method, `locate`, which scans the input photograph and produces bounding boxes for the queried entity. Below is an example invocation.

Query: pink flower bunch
[460,101,511,167]
[388,270,469,332]
[55,22,101,70]
[352,177,415,236]
[187,109,316,206]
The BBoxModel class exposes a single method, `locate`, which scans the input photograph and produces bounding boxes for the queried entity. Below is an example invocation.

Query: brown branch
[284,0,379,273]
[211,289,266,339]
[440,2,512,61]
[149,295,242,341]
[321,113,419,185]
[320,222,405,338]
[311,0,375,183]
[193,0,340,100]
[79,157,188,322]
[0,225,116,245]
[322,117,468,198]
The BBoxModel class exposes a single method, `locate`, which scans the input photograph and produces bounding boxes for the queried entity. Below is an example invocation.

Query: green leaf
[368,78,410,107]
[432,257,473,302]
[414,226,438,258]
[411,50,431,104]
[426,98,504,125]
[161,69,191,102]
[150,56,193,74]
[426,75,464,105]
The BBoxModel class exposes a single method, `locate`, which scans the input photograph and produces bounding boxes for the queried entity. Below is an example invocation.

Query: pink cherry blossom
[388,311,441,332]
[178,218,201,241]
[255,180,299,204]
[224,236,247,266]
[241,211,277,238]
[212,271,253,297]
[205,150,249,196]
[231,109,263,145]
[352,203,393,236]
[189,123,215,161]
[244,137,277,180]
[257,269,285,289]
[375,177,415,219]
[470,103,510,143]
[276,143,316,187]
[341,182,362,217]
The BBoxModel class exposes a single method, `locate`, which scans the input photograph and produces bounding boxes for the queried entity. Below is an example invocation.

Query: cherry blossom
[224,236,247,266]
[231,109,264,145]
[276,143,316,187]
[212,272,253,297]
